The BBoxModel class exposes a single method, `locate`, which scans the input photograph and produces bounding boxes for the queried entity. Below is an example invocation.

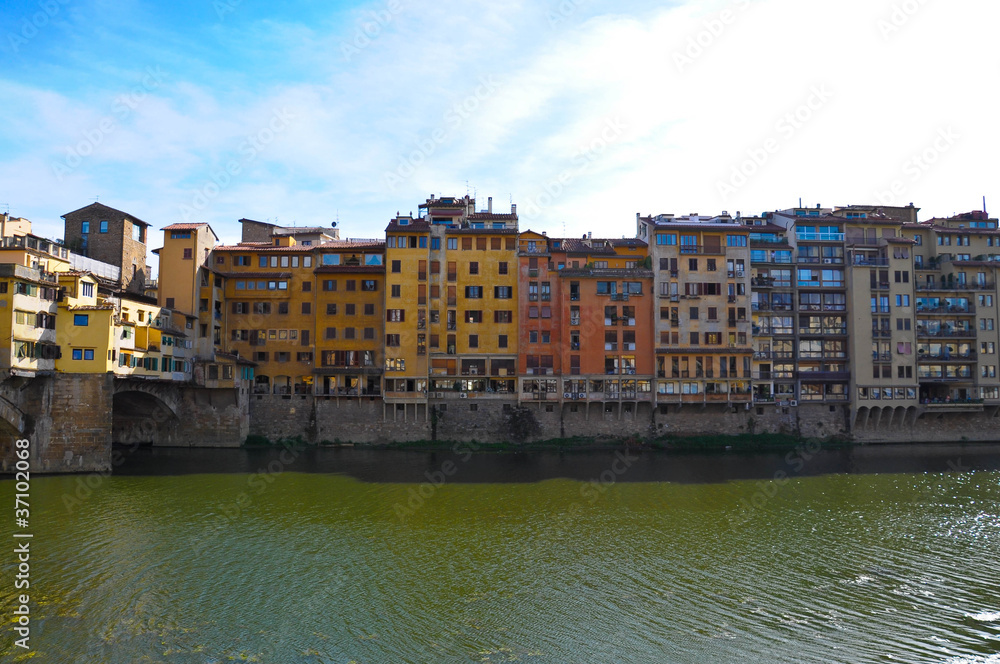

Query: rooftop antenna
[984,196,987,214]
[798,197,802,208]
[95,195,100,202]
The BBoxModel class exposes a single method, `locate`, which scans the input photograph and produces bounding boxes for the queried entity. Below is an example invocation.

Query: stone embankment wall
[247,396,858,444]
[0,373,113,473]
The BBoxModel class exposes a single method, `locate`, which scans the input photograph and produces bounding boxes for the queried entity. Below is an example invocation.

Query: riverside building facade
[4,196,1000,447]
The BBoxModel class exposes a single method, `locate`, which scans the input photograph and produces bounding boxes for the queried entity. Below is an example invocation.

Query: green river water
[1,444,999,663]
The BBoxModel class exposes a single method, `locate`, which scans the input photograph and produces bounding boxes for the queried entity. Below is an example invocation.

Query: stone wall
[0,373,113,473]
[247,395,859,445]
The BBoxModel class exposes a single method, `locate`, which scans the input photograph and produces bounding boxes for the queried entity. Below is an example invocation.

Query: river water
[2,443,1000,663]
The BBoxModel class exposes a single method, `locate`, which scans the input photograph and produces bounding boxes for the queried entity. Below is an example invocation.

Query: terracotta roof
[272,227,336,236]
[386,219,432,232]
[212,244,313,253]
[467,213,518,221]
[610,238,648,248]
[215,350,257,365]
[555,238,617,255]
[316,240,385,250]
[162,223,209,230]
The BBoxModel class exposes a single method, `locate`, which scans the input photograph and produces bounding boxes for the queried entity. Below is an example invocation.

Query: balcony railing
[797,232,845,242]
[917,282,996,291]
[916,328,976,338]
[854,257,889,267]
[916,305,975,315]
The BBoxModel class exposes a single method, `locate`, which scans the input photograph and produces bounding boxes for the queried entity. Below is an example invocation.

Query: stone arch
[112,379,182,446]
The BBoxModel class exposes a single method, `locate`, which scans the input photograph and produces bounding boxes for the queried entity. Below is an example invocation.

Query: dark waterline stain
[104,442,1000,484]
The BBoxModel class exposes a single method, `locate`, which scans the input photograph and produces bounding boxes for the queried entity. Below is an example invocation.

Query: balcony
[610,293,630,302]
[916,304,975,315]
[917,281,995,291]
[916,327,976,339]
[917,351,977,362]
[796,232,845,242]
[798,371,850,381]
[853,256,889,267]
[872,352,892,362]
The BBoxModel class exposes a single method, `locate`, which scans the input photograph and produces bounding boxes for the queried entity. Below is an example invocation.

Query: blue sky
[1,0,998,275]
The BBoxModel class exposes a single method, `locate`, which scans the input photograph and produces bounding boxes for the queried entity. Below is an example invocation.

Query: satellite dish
[331,221,338,228]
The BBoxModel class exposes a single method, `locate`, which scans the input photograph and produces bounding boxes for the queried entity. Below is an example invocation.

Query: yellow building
[383,195,519,419]
[0,264,61,376]
[155,223,219,358]
[56,270,112,374]
[312,240,386,397]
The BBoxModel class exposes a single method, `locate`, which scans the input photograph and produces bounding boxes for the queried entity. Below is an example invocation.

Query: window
[387,309,405,322]
[81,282,94,297]
[301,303,311,315]
[391,260,401,273]
[74,314,89,326]
[466,286,483,298]
[361,280,378,291]
[183,248,192,260]
[447,238,458,250]
[494,285,512,299]
[498,261,508,275]
[345,304,356,316]
[499,334,508,348]
[99,220,108,233]
[469,262,479,275]
[431,238,441,250]
[469,334,479,348]
[345,280,356,291]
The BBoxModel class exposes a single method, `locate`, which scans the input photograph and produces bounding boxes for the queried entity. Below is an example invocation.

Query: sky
[1,0,998,277]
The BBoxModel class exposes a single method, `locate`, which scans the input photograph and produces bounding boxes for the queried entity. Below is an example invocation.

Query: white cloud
[1,0,998,260]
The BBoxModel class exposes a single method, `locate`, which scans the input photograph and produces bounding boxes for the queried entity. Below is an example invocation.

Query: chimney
[488,197,493,213]
[588,232,592,240]
[511,204,517,216]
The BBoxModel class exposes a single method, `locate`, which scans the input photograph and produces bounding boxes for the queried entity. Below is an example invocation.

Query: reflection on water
[1,444,999,663]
